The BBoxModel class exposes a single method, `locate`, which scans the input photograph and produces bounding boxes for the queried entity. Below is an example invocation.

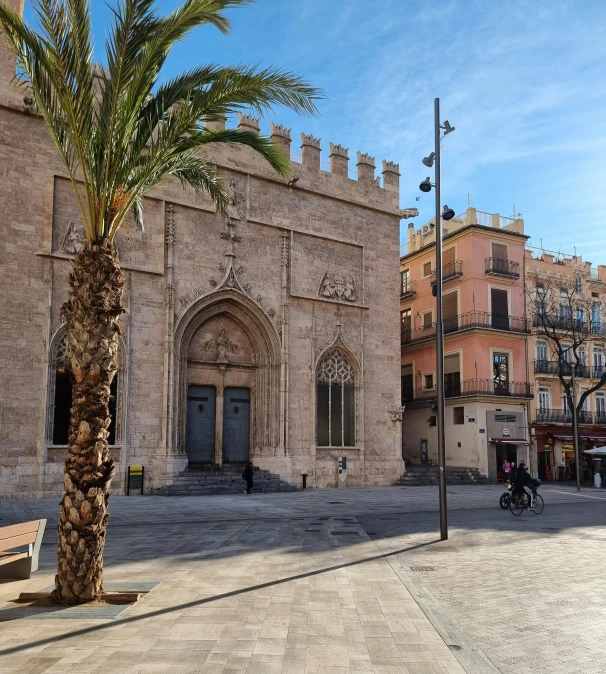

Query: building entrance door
[186,385,216,463]
[223,387,250,463]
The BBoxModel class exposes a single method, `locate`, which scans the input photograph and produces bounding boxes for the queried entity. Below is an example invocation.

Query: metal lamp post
[433,98,448,540]
[420,98,453,540]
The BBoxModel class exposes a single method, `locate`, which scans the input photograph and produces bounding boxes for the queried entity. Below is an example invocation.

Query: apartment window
[443,290,458,332]
[561,343,572,364]
[493,352,510,395]
[444,352,461,396]
[536,340,548,363]
[563,393,571,415]
[491,242,508,260]
[401,364,413,403]
[538,387,550,411]
[594,347,605,377]
[401,269,410,295]
[592,303,602,330]
[578,345,587,365]
[575,277,583,294]
[423,311,433,329]
[443,246,455,267]
[424,373,434,390]
[401,308,412,342]
[491,288,509,331]
[429,415,437,427]
[577,307,585,326]
[453,406,464,425]
[422,261,432,278]
[596,393,605,422]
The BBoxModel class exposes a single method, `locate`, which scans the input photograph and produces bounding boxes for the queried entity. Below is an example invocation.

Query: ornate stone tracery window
[316,349,356,447]
[46,329,125,447]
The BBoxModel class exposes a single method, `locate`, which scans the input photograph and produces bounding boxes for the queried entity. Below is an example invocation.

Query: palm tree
[0,0,321,605]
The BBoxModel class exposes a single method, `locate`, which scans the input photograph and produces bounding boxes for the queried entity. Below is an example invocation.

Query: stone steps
[150,465,297,496]
[396,466,490,486]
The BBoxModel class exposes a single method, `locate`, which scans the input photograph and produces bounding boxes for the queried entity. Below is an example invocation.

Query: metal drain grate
[409,566,435,572]
[331,531,359,536]
[327,501,344,504]
[305,530,321,533]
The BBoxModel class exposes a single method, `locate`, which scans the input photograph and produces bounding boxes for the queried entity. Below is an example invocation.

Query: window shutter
[423,312,433,329]
[443,291,458,321]
[492,242,508,260]
[443,247,455,266]
[423,261,432,277]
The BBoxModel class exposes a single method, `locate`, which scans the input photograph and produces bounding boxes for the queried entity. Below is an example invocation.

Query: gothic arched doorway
[174,291,280,466]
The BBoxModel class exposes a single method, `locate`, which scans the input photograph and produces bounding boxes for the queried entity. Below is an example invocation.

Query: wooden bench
[0,519,47,580]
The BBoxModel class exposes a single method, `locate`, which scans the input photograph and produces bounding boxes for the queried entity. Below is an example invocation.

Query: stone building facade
[0,4,404,497]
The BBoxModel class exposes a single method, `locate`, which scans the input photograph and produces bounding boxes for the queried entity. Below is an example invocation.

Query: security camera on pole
[418,99,455,541]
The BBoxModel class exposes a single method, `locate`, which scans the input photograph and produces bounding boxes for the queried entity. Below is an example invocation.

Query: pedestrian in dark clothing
[510,463,517,484]
[243,462,254,495]
[513,462,533,508]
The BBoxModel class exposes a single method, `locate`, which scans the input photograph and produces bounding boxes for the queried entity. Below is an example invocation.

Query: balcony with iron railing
[402,378,533,402]
[400,279,416,299]
[534,360,606,379]
[532,313,606,337]
[535,408,598,424]
[431,260,463,284]
[401,310,530,345]
[485,257,520,279]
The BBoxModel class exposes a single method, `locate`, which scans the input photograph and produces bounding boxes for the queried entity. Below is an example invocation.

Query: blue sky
[25,0,606,264]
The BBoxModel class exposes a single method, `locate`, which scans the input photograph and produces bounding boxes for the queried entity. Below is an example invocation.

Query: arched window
[48,333,120,446]
[316,349,355,447]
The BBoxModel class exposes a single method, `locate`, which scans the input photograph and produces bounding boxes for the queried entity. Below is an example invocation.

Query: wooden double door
[186,385,250,464]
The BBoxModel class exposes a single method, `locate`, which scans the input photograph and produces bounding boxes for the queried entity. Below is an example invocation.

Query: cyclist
[513,462,533,509]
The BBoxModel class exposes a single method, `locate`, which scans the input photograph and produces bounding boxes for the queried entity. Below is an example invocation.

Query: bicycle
[510,480,544,516]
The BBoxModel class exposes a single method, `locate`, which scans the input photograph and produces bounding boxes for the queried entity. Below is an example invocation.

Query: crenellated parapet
[199,117,400,209]
[329,142,349,177]
[238,113,261,134]
[300,132,321,170]
[270,123,292,156]
[356,151,375,184]
[382,160,400,198]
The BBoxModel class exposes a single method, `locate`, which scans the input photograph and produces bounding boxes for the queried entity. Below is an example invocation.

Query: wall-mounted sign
[479,429,485,434]
[502,428,510,437]
[468,417,476,423]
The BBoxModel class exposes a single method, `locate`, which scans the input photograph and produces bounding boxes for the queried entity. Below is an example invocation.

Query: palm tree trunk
[52,239,125,605]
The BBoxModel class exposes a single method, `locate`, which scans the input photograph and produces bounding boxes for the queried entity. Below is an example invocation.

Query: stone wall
[0,33,404,496]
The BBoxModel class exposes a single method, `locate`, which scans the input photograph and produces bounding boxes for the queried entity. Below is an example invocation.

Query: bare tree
[528,273,606,418]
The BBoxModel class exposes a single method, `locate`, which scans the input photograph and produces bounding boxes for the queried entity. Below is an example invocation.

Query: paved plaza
[1,484,606,674]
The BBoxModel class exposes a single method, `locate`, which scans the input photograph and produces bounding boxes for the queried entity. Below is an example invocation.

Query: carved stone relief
[319,272,357,302]
[61,221,85,254]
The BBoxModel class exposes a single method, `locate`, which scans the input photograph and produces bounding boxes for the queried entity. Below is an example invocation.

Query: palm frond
[0,0,321,243]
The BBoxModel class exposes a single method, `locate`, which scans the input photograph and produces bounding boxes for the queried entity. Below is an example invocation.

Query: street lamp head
[419,177,433,193]
[442,204,455,221]
[422,152,435,168]
[442,120,455,135]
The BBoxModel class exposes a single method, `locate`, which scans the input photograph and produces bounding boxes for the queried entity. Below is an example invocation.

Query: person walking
[503,459,511,482]
[243,462,254,495]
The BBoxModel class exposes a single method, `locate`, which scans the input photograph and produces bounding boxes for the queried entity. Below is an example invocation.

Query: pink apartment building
[400,208,532,481]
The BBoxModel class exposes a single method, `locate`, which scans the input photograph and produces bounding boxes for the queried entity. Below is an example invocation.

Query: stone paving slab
[0,485,605,673]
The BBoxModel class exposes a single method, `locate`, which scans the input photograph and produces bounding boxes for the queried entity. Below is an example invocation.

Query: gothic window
[316,349,355,447]
[48,332,122,446]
